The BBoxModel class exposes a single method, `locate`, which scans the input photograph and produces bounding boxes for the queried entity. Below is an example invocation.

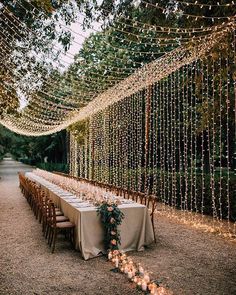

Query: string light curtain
[69,29,236,239]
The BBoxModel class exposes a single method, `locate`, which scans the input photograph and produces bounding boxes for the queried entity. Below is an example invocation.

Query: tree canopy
[0,124,67,165]
[1,0,235,118]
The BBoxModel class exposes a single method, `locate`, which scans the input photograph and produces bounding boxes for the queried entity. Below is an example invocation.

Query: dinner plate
[121,199,134,204]
[73,203,92,208]
[60,193,75,197]
[66,199,82,203]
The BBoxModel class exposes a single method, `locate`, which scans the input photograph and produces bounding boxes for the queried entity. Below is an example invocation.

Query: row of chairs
[18,172,75,253]
[53,171,157,242]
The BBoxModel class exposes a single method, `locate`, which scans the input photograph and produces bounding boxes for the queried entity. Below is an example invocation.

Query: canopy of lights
[0,0,235,136]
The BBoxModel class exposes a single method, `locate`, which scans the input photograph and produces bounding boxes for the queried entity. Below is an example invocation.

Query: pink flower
[107,206,113,212]
[113,250,119,256]
[111,231,116,235]
[111,239,117,245]
[110,217,115,224]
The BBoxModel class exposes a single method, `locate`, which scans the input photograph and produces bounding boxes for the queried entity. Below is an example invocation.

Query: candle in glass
[115,257,119,268]
[137,280,142,289]
[149,283,158,294]
[144,272,150,283]
[108,251,112,260]
[141,280,147,291]
[138,264,144,275]
[124,265,129,274]
[127,270,133,279]
[157,286,166,295]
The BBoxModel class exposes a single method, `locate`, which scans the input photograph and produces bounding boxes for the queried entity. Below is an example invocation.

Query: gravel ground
[0,159,235,295]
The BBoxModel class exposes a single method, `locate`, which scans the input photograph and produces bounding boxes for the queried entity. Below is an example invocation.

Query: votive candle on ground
[127,270,133,279]
[158,286,166,295]
[149,283,158,294]
[144,273,150,283]
[115,257,119,268]
[137,280,142,289]
[141,280,147,291]
[124,266,129,274]
[138,265,144,275]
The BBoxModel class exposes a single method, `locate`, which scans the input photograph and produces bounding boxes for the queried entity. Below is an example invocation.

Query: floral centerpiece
[97,201,124,251]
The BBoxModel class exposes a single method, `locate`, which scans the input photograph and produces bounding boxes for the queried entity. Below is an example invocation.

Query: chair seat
[55,215,69,222]
[56,221,75,228]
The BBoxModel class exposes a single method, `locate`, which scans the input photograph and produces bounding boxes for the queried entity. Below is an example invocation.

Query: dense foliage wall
[0,126,68,172]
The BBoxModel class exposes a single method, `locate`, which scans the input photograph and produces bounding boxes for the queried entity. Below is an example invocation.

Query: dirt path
[0,159,235,295]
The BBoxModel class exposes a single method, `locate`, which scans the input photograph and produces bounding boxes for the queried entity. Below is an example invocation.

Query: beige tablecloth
[25,172,154,260]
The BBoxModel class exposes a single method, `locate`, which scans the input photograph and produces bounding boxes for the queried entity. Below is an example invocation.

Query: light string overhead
[0,0,235,136]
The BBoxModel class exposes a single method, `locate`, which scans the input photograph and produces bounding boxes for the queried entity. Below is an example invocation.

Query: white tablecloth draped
[25,172,154,260]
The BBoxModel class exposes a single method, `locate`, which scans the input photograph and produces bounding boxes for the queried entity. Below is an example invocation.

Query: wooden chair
[137,192,146,205]
[18,172,26,195]
[146,195,158,243]
[130,190,139,202]
[47,202,75,253]
[19,175,32,204]
[43,199,69,239]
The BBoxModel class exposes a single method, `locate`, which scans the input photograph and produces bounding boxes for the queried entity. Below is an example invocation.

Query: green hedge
[20,158,36,165]
[150,172,236,222]
[104,167,236,222]
[20,158,69,173]
[36,162,69,173]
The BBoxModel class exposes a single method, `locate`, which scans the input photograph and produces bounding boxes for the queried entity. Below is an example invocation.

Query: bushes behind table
[36,162,69,173]
[20,158,36,165]
[153,172,236,222]
[115,168,235,222]
[19,158,68,173]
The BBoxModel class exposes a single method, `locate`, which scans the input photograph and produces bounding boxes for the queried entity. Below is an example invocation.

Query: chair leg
[38,209,42,223]
[35,205,38,220]
[45,222,50,239]
[42,216,46,234]
[152,216,156,243]
[48,226,52,245]
[51,228,57,253]
[49,227,53,247]
[68,230,71,246]
[70,227,75,249]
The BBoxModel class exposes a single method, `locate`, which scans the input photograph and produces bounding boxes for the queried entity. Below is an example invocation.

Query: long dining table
[25,172,154,260]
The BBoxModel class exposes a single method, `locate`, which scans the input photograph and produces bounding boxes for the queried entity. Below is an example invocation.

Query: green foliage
[0,68,20,117]
[1,0,77,115]
[67,120,88,145]
[147,170,236,222]
[0,125,67,164]
[36,162,68,173]
[97,202,124,251]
